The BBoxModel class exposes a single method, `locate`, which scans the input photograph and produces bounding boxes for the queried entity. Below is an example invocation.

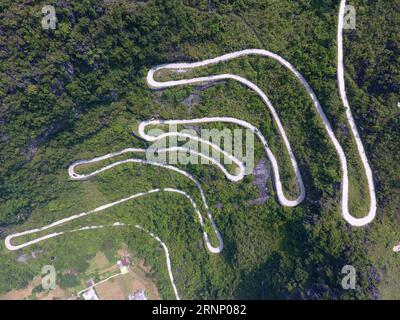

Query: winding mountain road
[337,0,376,226]
[3,0,376,299]
[146,44,376,227]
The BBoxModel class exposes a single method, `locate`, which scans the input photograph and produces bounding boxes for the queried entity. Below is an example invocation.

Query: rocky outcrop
[248,157,270,205]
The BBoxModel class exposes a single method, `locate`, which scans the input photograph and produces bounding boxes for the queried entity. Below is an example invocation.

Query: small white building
[82,288,99,300]
[128,288,147,300]
[117,257,130,274]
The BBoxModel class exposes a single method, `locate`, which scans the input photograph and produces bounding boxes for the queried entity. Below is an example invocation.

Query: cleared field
[87,252,112,273]
[95,268,160,300]
[0,277,69,300]
[0,277,40,300]
[0,249,160,300]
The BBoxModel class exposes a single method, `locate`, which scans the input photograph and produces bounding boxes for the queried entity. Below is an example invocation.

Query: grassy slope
[0,0,398,299]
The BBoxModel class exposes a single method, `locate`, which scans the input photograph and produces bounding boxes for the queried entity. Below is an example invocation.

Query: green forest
[0,0,399,299]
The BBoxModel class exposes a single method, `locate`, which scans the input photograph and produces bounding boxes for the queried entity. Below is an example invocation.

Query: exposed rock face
[214,202,224,209]
[23,120,69,161]
[64,62,74,81]
[31,249,43,259]
[16,254,29,263]
[248,157,270,205]
[50,78,64,96]
[182,93,201,108]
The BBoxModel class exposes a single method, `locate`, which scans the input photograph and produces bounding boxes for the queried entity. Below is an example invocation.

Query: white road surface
[145,1,376,226]
[3,0,377,299]
[76,223,180,300]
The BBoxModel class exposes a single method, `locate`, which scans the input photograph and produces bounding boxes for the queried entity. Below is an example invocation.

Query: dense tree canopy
[0,0,399,299]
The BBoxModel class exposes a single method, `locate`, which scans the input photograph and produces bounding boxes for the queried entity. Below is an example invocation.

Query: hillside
[0,0,399,299]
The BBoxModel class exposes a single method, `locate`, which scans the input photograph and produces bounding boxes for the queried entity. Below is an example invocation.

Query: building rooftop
[82,288,99,300]
[128,289,147,300]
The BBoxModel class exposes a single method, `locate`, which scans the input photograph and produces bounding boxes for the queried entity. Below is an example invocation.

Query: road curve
[139,117,305,207]
[5,178,222,254]
[68,148,226,253]
[2,2,377,300]
[25,221,179,300]
[6,200,181,299]
[146,29,377,226]
[337,0,377,226]
[135,224,180,300]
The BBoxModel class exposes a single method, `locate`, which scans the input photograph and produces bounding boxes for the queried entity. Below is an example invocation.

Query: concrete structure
[82,288,99,300]
[117,257,129,274]
[128,289,147,300]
